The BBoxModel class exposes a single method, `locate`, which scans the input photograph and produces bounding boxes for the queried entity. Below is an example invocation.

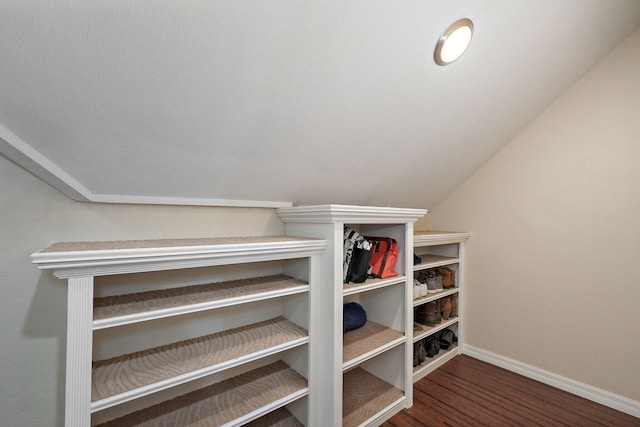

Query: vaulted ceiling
[2,1,640,209]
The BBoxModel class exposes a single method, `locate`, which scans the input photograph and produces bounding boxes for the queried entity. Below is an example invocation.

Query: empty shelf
[93,275,308,329]
[343,321,404,370]
[342,367,404,427]
[92,316,308,410]
[96,360,308,427]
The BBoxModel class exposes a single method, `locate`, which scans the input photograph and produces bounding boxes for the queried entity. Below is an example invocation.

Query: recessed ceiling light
[434,18,474,66]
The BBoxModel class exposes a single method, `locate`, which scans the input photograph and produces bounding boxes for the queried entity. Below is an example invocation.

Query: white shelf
[412,230,469,387]
[413,254,459,271]
[278,205,427,426]
[342,367,405,427]
[413,317,459,342]
[412,288,459,307]
[32,236,326,278]
[343,321,405,371]
[343,275,405,296]
[95,360,308,427]
[32,235,326,427]
[93,274,308,330]
[412,345,459,383]
[414,231,471,247]
[92,316,308,412]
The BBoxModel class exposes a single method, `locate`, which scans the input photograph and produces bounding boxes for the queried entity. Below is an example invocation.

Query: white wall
[0,155,284,427]
[428,29,640,403]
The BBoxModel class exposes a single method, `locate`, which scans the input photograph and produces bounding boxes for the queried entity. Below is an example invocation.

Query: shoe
[450,294,458,317]
[413,280,421,299]
[434,299,442,323]
[419,271,439,294]
[425,333,441,357]
[418,340,426,364]
[414,253,422,266]
[439,329,455,350]
[441,297,452,320]
[437,267,456,289]
[417,302,438,326]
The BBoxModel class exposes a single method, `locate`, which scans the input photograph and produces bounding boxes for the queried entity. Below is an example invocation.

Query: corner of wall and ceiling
[0,124,293,209]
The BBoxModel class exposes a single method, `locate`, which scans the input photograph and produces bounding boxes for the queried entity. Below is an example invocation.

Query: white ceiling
[2,1,640,209]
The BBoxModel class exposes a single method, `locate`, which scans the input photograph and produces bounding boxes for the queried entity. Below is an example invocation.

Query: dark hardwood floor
[383,355,640,427]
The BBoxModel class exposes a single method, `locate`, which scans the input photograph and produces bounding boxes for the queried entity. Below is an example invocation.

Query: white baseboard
[462,344,640,419]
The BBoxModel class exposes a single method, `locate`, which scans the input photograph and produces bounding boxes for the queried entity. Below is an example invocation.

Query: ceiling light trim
[434,18,474,66]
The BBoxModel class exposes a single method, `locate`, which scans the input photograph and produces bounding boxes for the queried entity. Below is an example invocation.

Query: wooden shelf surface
[92,316,308,410]
[412,345,459,383]
[342,367,404,427]
[244,407,304,427]
[93,274,308,329]
[413,317,459,342]
[96,360,308,427]
[343,321,404,370]
[343,275,406,296]
[412,288,459,307]
[413,254,459,271]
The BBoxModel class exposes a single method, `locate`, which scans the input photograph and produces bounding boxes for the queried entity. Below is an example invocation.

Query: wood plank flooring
[383,355,640,427]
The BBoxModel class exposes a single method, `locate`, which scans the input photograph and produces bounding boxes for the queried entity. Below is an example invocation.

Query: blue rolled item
[343,302,367,333]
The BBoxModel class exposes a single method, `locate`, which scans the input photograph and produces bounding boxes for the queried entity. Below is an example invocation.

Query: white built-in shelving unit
[32,236,326,427]
[412,231,470,383]
[276,205,427,427]
[32,209,470,427]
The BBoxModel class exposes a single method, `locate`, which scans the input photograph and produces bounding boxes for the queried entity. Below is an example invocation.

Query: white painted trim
[31,237,327,278]
[0,125,293,208]
[0,124,92,201]
[414,231,471,246]
[462,345,640,418]
[277,204,427,224]
[90,194,293,208]
[65,277,94,427]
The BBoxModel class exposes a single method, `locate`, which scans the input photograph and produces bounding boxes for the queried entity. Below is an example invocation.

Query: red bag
[366,237,399,278]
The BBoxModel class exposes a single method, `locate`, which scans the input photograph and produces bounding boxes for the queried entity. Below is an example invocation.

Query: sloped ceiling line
[0,126,292,208]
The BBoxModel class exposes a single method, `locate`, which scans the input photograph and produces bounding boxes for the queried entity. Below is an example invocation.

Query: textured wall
[0,155,284,427]
[428,29,640,402]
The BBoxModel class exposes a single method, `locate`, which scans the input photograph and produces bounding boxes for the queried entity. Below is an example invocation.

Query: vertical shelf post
[65,276,94,427]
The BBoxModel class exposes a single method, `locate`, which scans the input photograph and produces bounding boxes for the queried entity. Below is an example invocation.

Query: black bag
[343,226,372,283]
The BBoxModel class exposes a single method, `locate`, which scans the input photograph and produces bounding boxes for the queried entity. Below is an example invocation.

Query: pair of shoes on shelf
[413,279,427,299]
[420,328,458,360]
[438,294,458,320]
[417,271,442,293]
[414,294,458,326]
[436,267,456,289]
